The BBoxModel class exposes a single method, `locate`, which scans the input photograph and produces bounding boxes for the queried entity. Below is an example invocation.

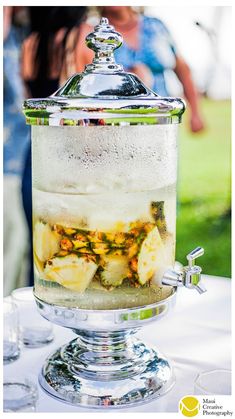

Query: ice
[32,124,178,193]
[33,184,176,233]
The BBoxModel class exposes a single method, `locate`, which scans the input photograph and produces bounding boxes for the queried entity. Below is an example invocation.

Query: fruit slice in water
[34,251,44,273]
[33,221,61,262]
[44,254,98,292]
[100,255,129,287]
[137,226,166,285]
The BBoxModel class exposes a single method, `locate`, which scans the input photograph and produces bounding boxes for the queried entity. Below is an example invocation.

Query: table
[4,275,231,412]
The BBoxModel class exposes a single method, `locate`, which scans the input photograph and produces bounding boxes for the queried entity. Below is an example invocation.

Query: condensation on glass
[32,124,178,309]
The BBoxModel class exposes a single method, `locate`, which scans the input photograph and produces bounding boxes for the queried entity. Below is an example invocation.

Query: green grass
[176,99,231,277]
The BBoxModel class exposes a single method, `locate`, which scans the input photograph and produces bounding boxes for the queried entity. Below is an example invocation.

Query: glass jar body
[32,124,178,309]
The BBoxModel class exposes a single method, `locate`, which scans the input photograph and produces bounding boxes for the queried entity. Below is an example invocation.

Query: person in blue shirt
[4,7,30,176]
[114,14,177,97]
[77,6,205,133]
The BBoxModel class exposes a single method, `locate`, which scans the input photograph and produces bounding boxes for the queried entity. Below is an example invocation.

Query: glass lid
[23,17,185,126]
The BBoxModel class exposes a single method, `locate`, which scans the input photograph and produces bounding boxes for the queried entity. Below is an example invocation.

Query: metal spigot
[162,247,206,294]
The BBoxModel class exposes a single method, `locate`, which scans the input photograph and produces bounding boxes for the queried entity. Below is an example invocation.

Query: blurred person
[75,6,204,133]
[3,6,30,296]
[21,6,88,286]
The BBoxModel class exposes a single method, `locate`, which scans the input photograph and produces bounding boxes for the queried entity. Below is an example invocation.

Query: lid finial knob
[85,17,123,73]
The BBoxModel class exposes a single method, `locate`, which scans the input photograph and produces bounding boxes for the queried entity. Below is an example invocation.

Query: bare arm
[74,23,94,73]
[3,6,13,41]
[174,55,205,133]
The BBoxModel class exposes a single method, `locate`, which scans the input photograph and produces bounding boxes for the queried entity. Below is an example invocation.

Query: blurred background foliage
[176,99,231,277]
[147,6,231,277]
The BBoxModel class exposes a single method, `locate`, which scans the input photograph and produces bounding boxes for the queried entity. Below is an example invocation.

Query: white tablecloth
[4,275,231,412]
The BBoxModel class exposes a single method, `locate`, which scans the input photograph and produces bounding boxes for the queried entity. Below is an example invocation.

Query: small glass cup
[11,286,54,348]
[3,378,38,412]
[3,300,20,364]
[194,369,231,395]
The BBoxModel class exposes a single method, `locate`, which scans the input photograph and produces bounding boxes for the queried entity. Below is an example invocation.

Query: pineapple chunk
[60,238,73,251]
[100,255,129,287]
[137,226,166,285]
[33,221,61,262]
[64,227,77,235]
[151,201,167,236]
[33,251,44,274]
[44,254,97,292]
[92,242,109,255]
[72,239,89,249]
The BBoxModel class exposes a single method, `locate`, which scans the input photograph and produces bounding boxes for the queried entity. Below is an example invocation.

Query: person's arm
[3,6,13,40]
[74,23,94,73]
[174,55,205,133]
[20,34,39,98]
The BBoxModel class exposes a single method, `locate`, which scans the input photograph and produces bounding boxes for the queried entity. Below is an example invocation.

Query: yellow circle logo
[179,396,200,417]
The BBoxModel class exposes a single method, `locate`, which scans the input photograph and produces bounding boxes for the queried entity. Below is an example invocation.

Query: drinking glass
[11,286,54,347]
[3,378,38,412]
[3,300,20,363]
[194,369,231,395]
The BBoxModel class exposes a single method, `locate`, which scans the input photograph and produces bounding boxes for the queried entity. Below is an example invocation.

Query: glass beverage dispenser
[23,18,206,408]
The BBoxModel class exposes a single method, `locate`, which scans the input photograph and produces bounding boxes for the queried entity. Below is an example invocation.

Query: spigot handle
[186,247,204,268]
[162,246,206,294]
[195,283,207,294]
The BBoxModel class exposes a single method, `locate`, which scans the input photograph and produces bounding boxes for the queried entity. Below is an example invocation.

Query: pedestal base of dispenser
[39,331,175,409]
